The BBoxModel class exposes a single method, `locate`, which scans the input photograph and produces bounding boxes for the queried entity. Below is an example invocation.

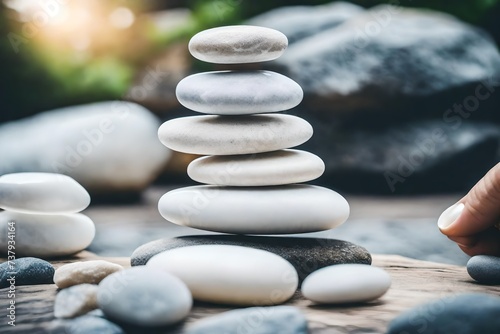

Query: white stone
[147,245,298,305]
[97,266,192,327]
[54,260,124,289]
[54,284,98,318]
[158,114,313,155]
[176,71,303,114]
[158,184,349,234]
[0,173,90,214]
[0,211,95,257]
[189,25,288,64]
[0,102,170,193]
[188,149,325,186]
[301,264,391,304]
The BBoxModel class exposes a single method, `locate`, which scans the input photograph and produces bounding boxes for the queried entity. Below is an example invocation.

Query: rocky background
[1,0,500,197]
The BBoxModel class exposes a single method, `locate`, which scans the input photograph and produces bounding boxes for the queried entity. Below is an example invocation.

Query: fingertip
[437,202,464,233]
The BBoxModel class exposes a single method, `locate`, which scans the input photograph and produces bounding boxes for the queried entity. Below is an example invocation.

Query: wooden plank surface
[1,252,499,334]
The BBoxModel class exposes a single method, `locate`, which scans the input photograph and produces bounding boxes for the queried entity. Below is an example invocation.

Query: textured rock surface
[186,306,308,334]
[0,257,54,288]
[272,5,500,118]
[50,314,125,334]
[131,235,371,281]
[247,1,364,44]
[301,119,500,194]
[467,255,500,285]
[158,114,312,155]
[0,102,170,195]
[54,284,98,318]
[54,260,123,289]
[387,293,500,334]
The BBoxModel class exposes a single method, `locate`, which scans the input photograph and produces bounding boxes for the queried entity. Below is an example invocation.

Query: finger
[438,163,500,237]
[456,228,500,257]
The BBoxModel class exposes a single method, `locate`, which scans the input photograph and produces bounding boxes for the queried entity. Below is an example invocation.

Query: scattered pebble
[50,314,124,334]
[0,173,90,214]
[387,293,500,334]
[147,245,298,306]
[97,266,192,327]
[467,255,500,285]
[186,306,308,334]
[301,264,391,304]
[188,25,288,64]
[54,260,123,289]
[54,284,98,319]
[0,257,54,288]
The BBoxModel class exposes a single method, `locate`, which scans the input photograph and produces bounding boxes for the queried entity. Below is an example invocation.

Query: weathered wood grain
[1,253,499,334]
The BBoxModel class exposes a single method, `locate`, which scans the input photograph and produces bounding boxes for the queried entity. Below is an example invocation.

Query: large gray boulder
[270,5,500,118]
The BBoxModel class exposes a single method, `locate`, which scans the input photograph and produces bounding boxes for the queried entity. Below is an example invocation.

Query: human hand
[438,163,500,256]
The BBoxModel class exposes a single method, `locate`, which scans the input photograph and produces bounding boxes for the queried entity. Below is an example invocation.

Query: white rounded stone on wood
[188,149,325,186]
[0,211,95,257]
[158,114,313,155]
[97,267,192,327]
[301,264,391,304]
[189,25,288,64]
[158,184,349,234]
[54,260,124,289]
[147,245,298,306]
[176,71,303,114]
[0,173,90,214]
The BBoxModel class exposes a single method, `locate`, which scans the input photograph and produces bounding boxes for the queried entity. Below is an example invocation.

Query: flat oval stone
[97,267,192,327]
[301,264,391,304]
[186,306,307,334]
[158,114,313,155]
[188,149,324,186]
[176,71,303,114]
[147,245,298,306]
[0,211,95,257]
[0,257,54,288]
[387,293,500,334]
[189,25,288,64]
[158,185,349,234]
[54,260,124,289]
[131,236,372,282]
[467,255,500,285]
[0,173,90,214]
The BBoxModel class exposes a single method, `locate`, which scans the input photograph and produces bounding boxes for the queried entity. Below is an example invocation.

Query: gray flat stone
[0,257,54,288]
[131,235,371,282]
[467,255,500,285]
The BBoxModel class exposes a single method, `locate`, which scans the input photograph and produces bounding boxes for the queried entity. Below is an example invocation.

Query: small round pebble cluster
[0,173,95,257]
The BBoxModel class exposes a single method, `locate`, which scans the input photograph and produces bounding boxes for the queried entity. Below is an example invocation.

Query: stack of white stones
[152,26,353,306]
[158,25,350,235]
[0,173,95,257]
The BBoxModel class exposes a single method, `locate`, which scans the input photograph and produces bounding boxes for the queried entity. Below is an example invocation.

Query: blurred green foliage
[0,0,498,123]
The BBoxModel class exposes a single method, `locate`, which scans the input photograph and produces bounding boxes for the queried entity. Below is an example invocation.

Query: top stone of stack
[188,25,288,64]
